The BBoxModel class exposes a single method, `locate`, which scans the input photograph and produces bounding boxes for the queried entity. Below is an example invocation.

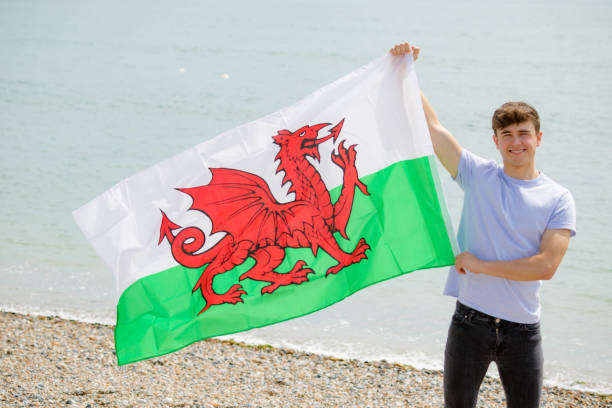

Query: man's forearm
[421,92,442,128]
[420,92,461,178]
[455,229,572,281]
[470,255,557,281]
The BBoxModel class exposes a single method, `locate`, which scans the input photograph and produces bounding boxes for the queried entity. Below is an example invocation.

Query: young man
[390,43,576,408]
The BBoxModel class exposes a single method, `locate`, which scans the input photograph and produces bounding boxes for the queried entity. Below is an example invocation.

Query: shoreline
[1,311,610,407]
[4,305,609,395]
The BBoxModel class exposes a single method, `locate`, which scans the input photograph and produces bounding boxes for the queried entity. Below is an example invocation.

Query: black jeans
[444,301,543,408]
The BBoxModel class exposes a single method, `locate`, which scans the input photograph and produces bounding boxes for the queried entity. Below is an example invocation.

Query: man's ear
[536,131,542,147]
[492,133,499,149]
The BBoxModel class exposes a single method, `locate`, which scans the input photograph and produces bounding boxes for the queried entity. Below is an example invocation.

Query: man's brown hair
[492,102,540,133]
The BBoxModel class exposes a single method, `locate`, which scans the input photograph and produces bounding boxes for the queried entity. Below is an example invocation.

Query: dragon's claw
[260,264,314,295]
[198,283,247,314]
[326,265,343,276]
[331,151,344,169]
[260,285,278,295]
[292,268,314,281]
[221,284,247,304]
[325,238,370,277]
[348,144,357,160]
[332,140,360,171]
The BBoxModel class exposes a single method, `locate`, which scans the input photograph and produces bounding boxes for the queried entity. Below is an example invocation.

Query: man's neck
[503,163,540,180]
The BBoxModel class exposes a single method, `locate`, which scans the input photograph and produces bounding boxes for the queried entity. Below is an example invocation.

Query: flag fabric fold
[73,54,458,365]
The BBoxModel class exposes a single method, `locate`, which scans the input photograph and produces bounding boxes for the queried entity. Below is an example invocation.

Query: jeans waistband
[455,301,536,327]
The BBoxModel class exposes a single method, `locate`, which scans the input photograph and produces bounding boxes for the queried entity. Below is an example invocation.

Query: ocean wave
[0,304,115,326]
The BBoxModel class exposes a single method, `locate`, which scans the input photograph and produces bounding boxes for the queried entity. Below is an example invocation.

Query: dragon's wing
[178,168,315,246]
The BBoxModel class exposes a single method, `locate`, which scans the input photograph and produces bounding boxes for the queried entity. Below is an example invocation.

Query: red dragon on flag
[159,118,370,314]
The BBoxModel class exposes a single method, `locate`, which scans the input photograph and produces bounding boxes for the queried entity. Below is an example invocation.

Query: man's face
[493,121,542,169]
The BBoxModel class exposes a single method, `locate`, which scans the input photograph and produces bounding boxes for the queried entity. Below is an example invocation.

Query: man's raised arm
[390,43,462,178]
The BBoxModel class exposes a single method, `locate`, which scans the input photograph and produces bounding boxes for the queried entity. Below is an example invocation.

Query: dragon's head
[273,119,344,161]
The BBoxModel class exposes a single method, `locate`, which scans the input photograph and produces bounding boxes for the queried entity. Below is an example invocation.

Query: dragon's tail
[159,211,221,269]
[170,226,223,269]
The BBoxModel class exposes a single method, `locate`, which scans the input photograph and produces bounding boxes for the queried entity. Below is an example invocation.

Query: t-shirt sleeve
[547,191,577,237]
[453,149,491,190]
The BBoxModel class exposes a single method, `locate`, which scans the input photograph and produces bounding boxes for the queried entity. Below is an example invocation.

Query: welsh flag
[73,54,457,365]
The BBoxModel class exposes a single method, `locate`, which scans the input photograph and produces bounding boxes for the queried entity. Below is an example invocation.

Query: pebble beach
[1,312,610,407]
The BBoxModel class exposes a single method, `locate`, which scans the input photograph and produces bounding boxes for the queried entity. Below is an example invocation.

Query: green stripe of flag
[115,156,455,365]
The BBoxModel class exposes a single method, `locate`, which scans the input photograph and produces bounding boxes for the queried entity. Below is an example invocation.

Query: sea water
[1,0,611,394]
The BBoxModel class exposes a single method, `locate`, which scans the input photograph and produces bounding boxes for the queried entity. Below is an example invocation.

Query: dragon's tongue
[314,133,333,145]
[315,118,344,145]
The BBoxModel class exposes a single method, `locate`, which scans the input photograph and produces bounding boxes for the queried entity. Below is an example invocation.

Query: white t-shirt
[443,149,576,323]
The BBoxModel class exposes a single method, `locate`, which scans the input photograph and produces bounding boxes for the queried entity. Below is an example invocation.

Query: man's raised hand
[390,42,420,60]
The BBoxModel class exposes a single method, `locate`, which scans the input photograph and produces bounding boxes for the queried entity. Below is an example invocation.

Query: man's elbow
[541,262,560,280]
[541,270,555,280]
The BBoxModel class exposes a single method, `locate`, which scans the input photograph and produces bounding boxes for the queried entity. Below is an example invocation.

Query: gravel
[0,312,610,407]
